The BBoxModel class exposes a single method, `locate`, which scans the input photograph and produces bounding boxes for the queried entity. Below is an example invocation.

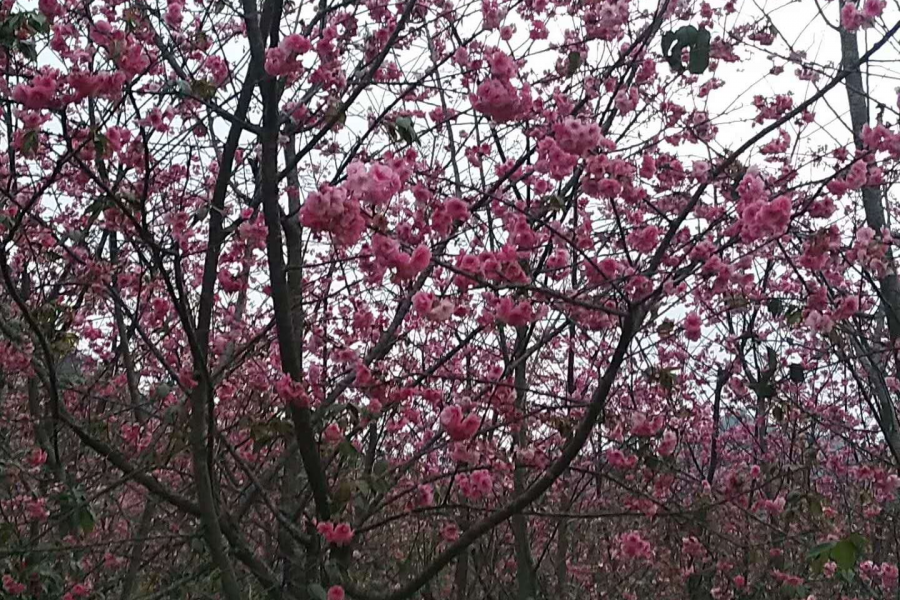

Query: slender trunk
[118,499,158,600]
[511,326,537,600]
[839,12,900,454]
[453,516,469,600]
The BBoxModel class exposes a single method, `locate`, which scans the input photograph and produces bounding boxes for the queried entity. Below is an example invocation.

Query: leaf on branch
[661,25,711,75]
[567,51,582,76]
[830,540,857,571]
[308,584,328,600]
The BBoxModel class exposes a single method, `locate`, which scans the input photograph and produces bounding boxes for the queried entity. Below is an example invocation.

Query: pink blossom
[327,586,346,600]
[347,162,402,205]
[658,430,677,456]
[26,497,49,521]
[684,312,703,341]
[631,412,664,437]
[441,406,481,441]
[496,297,536,327]
[28,448,48,467]
[442,523,460,541]
[627,226,660,254]
[318,521,354,546]
[300,185,366,246]
[535,138,578,180]
[415,484,435,507]
[614,88,639,115]
[472,79,532,122]
[2,575,25,595]
[275,375,311,408]
[323,423,343,443]
[606,449,638,469]
[619,531,653,560]
[553,118,602,155]
[12,74,59,110]
[38,0,64,18]
[470,470,493,497]
[882,563,899,590]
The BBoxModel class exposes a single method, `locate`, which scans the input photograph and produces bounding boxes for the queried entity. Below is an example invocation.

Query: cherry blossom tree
[2,0,900,597]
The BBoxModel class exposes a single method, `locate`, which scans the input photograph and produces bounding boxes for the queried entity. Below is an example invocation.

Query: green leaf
[0,523,14,546]
[830,540,857,571]
[94,132,109,156]
[333,480,355,505]
[806,541,835,560]
[29,12,49,34]
[18,39,37,61]
[395,116,418,145]
[308,584,328,600]
[661,31,677,57]
[661,25,711,74]
[766,347,778,374]
[338,439,360,459]
[22,129,39,154]
[544,194,565,212]
[78,506,96,535]
[372,458,390,477]
[567,51,582,76]
[808,496,823,518]
[846,533,867,551]
[767,298,784,317]
[688,28,711,74]
[789,364,804,383]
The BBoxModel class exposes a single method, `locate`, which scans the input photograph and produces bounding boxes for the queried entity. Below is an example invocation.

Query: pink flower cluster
[12,74,58,110]
[413,292,456,322]
[553,118,603,156]
[458,470,493,500]
[841,0,884,30]
[440,406,481,441]
[848,226,891,278]
[657,430,677,456]
[495,297,536,327]
[370,235,431,280]
[752,94,793,123]
[861,123,900,158]
[2,575,26,595]
[631,412,664,437]
[827,159,882,196]
[317,521,354,546]
[683,312,702,341]
[265,34,313,76]
[275,375,311,408]
[327,586,346,600]
[300,184,366,247]
[606,448,638,469]
[619,531,653,560]
[431,197,471,236]
[165,0,184,28]
[472,50,532,122]
[347,161,402,205]
[626,225,660,254]
[581,153,635,200]
[535,138,579,179]
[733,173,793,243]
